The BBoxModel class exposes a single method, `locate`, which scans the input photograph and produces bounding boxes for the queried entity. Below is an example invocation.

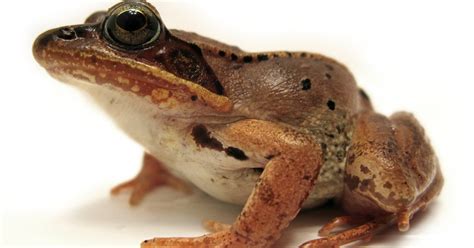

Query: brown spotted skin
[172,29,360,126]
[33,1,443,247]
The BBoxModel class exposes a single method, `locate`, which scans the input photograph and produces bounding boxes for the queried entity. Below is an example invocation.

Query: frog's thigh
[300,112,443,247]
[342,112,442,219]
[142,119,323,248]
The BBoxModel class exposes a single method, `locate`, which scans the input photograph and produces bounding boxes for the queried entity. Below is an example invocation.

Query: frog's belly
[144,125,345,209]
[81,83,344,208]
[160,157,345,209]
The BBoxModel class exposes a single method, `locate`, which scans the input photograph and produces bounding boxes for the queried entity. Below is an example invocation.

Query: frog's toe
[111,177,157,205]
[299,215,395,248]
[318,216,368,237]
[141,230,240,248]
[111,153,191,206]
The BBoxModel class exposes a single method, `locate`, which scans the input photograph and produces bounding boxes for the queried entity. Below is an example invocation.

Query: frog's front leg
[142,119,323,248]
[301,112,443,247]
[111,153,191,205]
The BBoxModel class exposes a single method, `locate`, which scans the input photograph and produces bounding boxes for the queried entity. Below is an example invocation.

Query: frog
[33,0,443,247]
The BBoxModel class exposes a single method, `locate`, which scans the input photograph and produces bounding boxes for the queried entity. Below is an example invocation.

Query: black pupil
[116,10,147,32]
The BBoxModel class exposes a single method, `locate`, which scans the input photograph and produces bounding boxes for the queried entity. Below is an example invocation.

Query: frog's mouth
[33,25,232,114]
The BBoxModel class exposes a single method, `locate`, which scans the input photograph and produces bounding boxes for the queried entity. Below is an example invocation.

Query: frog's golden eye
[104,4,161,49]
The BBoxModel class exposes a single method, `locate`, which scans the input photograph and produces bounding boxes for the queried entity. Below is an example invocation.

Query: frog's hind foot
[300,215,396,248]
[111,153,191,205]
[301,170,444,248]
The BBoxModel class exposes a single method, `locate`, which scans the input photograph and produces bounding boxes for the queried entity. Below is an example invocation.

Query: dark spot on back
[191,95,198,101]
[243,55,253,63]
[359,89,370,101]
[300,52,307,57]
[286,52,292,57]
[191,125,223,151]
[301,78,311,90]
[231,53,238,61]
[257,54,269,61]
[218,50,226,57]
[360,164,371,174]
[325,73,332,80]
[327,100,336,111]
[383,181,393,189]
[273,54,279,58]
[225,147,248,161]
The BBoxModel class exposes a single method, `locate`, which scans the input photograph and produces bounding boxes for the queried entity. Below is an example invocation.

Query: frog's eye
[104,4,161,49]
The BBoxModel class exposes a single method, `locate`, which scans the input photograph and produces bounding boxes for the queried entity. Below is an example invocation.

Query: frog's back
[171,30,365,127]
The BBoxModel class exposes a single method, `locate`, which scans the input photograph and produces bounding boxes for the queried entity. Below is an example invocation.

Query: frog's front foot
[111,153,191,205]
[141,230,243,248]
[203,220,232,233]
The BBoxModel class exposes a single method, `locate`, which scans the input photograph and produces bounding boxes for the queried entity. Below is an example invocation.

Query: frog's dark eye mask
[103,1,161,49]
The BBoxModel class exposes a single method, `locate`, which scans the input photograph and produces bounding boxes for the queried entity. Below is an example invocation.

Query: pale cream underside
[53,72,344,208]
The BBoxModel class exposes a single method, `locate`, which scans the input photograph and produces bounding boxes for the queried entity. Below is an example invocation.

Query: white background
[1,0,473,247]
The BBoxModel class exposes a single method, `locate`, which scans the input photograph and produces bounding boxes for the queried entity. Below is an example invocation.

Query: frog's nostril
[57,27,76,40]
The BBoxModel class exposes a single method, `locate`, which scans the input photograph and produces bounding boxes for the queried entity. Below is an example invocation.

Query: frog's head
[33,0,232,115]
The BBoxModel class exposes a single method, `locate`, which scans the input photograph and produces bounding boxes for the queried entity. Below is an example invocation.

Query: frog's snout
[33,25,95,68]
[33,27,74,65]
[33,29,53,64]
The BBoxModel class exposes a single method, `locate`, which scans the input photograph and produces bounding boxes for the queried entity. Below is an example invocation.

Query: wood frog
[33,0,443,247]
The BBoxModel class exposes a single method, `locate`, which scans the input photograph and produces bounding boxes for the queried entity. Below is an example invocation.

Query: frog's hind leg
[300,170,443,248]
[300,112,444,247]
[111,153,191,205]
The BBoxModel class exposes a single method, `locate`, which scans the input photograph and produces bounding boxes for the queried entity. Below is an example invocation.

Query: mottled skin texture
[33,0,443,247]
